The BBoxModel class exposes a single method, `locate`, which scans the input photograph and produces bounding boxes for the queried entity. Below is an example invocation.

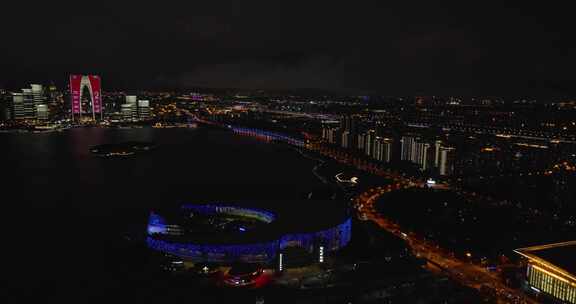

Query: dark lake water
[0,127,326,291]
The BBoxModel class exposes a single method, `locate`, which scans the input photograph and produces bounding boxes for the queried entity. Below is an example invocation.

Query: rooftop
[152,200,351,244]
[515,241,576,280]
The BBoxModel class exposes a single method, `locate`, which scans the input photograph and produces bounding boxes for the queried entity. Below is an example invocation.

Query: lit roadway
[302,142,536,303]
[353,184,538,304]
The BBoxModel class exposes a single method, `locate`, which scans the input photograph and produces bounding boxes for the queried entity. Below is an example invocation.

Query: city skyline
[2,2,576,303]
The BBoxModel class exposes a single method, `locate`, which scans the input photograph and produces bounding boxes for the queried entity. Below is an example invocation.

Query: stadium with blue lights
[146,201,351,265]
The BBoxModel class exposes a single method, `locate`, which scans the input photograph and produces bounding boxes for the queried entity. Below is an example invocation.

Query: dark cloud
[176,56,344,90]
[0,2,575,97]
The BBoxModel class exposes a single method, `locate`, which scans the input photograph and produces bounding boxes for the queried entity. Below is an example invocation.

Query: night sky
[1,2,575,97]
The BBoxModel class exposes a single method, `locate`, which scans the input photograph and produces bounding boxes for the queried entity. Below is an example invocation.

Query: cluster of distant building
[400,135,456,176]
[9,84,54,121]
[1,75,151,124]
[322,115,456,176]
[117,95,150,122]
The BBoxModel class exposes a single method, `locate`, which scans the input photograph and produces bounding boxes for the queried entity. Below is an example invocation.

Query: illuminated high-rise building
[374,137,393,163]
[11,93,26,120]
[35,104,49,121]
[365,130,376,157]
[414,141,431,171]
[137,100,150,120]
[434,140,443,167]
[10,84,48,120]
[21,88,36,118]
[31,84,49,121]
[515,242,576,304]
[69,75,102,121]
[401,136,417,161]
[118,95,139,121]
[401,135,430,170]
[340,115,359,148]
[121,104,135,122]
[30,84,46,107]
[438,146,456,176]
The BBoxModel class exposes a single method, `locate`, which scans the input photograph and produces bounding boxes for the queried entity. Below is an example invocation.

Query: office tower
[438,146,456,176]
[35,104,49,121]
[11,93,26,120]
[121,104,135,121]
[47,83,58,102]
[138,100,150,120]
[31,84,45,107]
[30,84,48,120]
[124,95,138,121]
[70,75,102,121]
[21,88,36,118]
[126,95,137,105]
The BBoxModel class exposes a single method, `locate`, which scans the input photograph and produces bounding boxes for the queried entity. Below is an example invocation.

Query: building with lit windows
[124,95,138,121]
[438,146,456,176]
[322,127,339,145]
[121,104,135,121]
[374,137,393,163]
[69,75,102,121]
[414,140,431,171]
[21,88,36,118]
[137,100,150,120]
[340,115,358,148]
[515,241,576,303]
[401,135,417,161]
[35,104,49,121]
[10,84,48,120]
[364,130,376,157]
[11,93,26,120]
[401,135,430,169]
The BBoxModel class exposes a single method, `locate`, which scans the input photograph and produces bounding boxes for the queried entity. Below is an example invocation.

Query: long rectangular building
[515,241,576,303]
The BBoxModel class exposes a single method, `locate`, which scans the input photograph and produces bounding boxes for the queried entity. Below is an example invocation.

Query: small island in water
[90,141,157,157]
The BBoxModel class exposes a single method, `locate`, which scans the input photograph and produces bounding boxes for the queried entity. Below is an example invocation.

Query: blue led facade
[147,237,279,264]
[147,204,351,265]
[230,126,305,147]
[147,212,168,235]
[279,218,352,252]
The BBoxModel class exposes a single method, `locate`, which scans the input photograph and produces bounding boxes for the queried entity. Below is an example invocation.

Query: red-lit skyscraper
[69,75,102,121]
